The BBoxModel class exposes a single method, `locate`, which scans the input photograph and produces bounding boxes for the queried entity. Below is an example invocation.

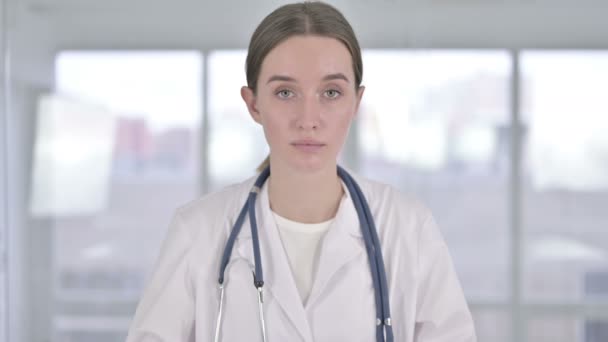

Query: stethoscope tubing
[339,168,394,341]
[215,166,393,342]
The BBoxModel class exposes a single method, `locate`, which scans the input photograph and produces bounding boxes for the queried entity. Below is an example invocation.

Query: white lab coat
[126,171,477,342]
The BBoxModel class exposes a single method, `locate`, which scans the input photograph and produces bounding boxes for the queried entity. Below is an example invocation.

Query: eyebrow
[266,73,351,84]
[323,73,350,83]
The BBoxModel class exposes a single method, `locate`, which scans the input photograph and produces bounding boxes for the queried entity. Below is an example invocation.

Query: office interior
[1,0,607,341]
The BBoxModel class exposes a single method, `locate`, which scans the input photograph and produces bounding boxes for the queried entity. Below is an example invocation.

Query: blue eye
[325,89,341,98]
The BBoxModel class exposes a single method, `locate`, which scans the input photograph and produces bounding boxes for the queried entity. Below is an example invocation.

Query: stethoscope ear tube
[216,166,270,341]
[339,167,394,341]
[337,167,384,339]
[218,204,248,285]
[248,191,265,288]
[213,284,225,342]
[338,167,394,342]
[218,167,271,286]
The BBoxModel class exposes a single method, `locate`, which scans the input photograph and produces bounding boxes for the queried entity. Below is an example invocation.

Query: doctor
[126,1,476,341]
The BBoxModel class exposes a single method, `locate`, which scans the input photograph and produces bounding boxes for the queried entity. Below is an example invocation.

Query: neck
[268,162,343,224]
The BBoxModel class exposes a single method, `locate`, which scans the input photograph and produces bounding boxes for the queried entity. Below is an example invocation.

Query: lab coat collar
[234,175,365,342]
[305,186,366,306]
[235,175,363,240]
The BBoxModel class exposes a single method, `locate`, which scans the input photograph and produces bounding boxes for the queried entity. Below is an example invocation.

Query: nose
[295,96,321,130]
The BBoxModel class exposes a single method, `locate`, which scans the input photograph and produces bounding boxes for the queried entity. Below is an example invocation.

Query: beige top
[272,211,334,304]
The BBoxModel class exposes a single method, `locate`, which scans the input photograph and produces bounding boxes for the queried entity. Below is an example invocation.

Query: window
[0,122,6,342]
[521,52,608,304]
[527,315,608,342]
[518,50,608,342]
[359,50,512,302]
[11,48,608,342]
[38,51,203,340]
[357,50,512,341]
[207,50,268,191]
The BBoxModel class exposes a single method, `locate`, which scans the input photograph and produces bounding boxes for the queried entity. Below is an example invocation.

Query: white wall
[19,0,608,49]
[10,0,608,88]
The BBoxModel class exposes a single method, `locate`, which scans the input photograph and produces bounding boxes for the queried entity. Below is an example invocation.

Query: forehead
[259,35,354,81]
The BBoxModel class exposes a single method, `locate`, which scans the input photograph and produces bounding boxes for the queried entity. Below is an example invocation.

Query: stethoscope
[214,165,394,342]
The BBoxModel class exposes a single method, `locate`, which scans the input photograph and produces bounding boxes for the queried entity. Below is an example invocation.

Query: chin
[270,146,338,174]
[288,156,336,174]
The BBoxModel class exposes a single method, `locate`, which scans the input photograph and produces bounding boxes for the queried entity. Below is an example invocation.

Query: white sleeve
[414,213,477,342]
[126,209,196,342]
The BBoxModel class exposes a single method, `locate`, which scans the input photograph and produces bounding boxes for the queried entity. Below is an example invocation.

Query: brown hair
[245,1,363,172]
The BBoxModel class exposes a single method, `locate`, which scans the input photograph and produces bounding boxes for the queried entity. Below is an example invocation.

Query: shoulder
[170,175,257,240]
[346,169,446,261]
[347,169,435,237]
[350,170,433,220]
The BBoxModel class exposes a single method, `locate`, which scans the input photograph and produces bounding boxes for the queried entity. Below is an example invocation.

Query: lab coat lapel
[235,182,314,342]
[306,181,365,307]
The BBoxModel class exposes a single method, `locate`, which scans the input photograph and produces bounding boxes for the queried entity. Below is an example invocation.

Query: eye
[324,89,341,99]
[276,89,294,99]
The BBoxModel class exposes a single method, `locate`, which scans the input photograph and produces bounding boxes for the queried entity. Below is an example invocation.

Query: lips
[291,139,326,152]
[292,139,325,147]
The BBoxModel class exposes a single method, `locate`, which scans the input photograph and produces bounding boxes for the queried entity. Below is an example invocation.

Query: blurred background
[1,0,607,341]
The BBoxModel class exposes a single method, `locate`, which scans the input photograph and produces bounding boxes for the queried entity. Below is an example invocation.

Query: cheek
[328,104,355,133]
[259,109,290,145]
[335,117,353,143]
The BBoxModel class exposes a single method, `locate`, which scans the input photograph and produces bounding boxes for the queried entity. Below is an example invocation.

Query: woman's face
[242,35,364,173]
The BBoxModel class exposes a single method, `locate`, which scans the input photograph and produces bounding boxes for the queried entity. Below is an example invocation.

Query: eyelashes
[274,88,343,100]
[324,89,341,99]
[276,89,295,99]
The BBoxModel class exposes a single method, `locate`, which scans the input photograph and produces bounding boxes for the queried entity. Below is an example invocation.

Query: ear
[354,85,365,116]
[241,86,262,125]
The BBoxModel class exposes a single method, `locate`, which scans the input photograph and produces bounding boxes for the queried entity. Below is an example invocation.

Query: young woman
[126,2,476,341]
